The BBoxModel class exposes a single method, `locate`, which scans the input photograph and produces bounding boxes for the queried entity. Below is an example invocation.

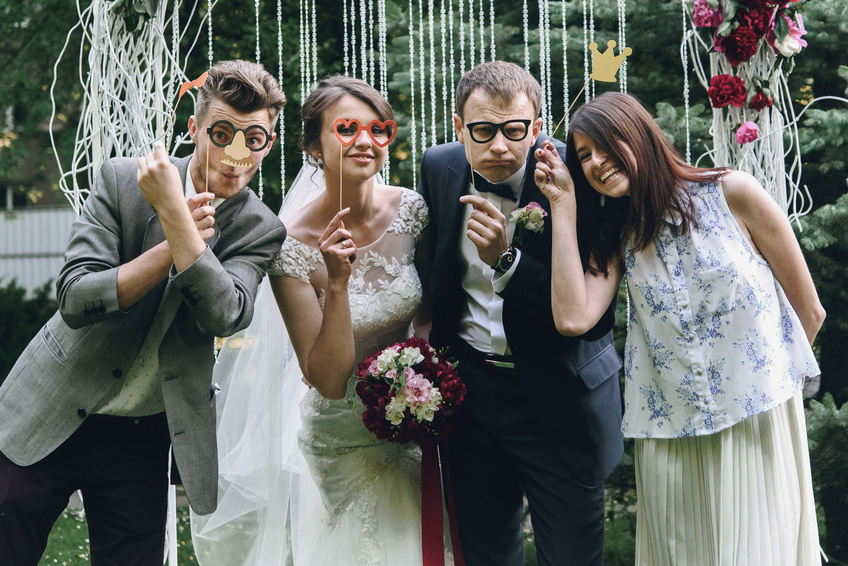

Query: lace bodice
[269,188,429,364]
[268,190,429,562]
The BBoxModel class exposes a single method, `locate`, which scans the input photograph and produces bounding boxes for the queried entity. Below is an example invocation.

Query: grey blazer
[0,155,286,515]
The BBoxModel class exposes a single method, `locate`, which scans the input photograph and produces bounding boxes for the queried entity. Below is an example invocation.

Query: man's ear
[530,116,543,144]
[453,114,465,145]
[188,115,198,142]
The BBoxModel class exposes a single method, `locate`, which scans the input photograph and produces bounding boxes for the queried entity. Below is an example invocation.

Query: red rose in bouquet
[708,74,748,108]
[354,336,465,444]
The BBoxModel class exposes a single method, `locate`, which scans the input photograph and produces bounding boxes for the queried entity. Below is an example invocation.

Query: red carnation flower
[739,7,771,37]
[708,74,748,108]
[714,25,760,66]
[749,91,773,112]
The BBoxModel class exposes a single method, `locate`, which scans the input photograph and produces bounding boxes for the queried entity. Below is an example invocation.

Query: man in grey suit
[0,60,287,565]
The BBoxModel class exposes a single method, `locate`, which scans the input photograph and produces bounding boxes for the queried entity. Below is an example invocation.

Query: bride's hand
[319,208,357,281]
[534,141,575,207]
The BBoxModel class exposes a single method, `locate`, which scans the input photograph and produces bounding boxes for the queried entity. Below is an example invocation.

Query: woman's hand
[318,208,357,283]
[533,141,575,207]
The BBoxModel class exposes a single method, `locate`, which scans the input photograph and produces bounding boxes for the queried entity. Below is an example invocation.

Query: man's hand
[459,194,510,267]
[137,142,185,214]
[187,192,217,242]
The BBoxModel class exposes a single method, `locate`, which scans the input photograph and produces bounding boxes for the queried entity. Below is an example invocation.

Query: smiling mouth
[600,167,622,184]
[221,156,253,168]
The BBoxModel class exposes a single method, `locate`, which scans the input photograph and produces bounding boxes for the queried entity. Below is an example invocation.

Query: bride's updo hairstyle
[299,75,394,168]
[565,91,726,276]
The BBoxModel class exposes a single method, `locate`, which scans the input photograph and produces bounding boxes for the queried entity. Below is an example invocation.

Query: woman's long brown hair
[565,91,726,276]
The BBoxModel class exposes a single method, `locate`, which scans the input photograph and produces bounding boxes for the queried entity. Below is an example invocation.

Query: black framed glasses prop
[206,120,272,151]
[465,120,532,144]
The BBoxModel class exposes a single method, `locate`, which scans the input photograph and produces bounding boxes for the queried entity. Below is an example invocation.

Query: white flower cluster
[373,346,442,426]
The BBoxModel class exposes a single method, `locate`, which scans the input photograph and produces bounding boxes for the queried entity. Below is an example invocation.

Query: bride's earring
[600,194,606,207]
[316,153,323,169]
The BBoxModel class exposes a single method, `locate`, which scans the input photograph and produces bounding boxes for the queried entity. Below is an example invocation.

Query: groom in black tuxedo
[419,61,623,565]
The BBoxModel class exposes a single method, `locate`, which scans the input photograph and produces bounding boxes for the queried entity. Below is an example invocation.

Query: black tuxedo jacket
[419,136,624,485]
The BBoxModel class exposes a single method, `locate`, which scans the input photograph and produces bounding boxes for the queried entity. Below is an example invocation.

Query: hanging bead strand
[468,0,475,69]
[582,0,590,103]
[458,0,466,75]
[369,0,375,85]
[277,0,285,193]
[419,0,428,151]
[255,0,264,199]
[343,0,350,75]
[478,0,485,64]
[311,0,318,83]
[299,0,307,164]
[429,0,437,145]
[408,0,418,187]
[523,0,530,71]
[681,0,691,164]
[618,0,627,92]
[547,0,554,132]
[449,0,457,139]
[351,0,358,80]
[589,0,595,98]
[207,0,214,69]
[378,0,390,181]
[489,0,495,62]
[562,0,569,135]
[441,0,449,143]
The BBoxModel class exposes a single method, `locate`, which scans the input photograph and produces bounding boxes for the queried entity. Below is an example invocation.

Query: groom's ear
[454,114,465,145]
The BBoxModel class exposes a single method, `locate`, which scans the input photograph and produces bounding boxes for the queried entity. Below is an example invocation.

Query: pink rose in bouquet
[355,337,465,444]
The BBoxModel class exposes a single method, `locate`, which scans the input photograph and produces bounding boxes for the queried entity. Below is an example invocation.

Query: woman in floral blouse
[534,91,824,566]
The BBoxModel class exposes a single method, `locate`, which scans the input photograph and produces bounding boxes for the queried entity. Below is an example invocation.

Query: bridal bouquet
[354,337,465,444]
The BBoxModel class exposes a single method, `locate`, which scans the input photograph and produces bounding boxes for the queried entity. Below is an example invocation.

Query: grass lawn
[39,507,197,565]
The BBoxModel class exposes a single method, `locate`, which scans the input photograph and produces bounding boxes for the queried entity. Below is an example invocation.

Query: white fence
[0,207,76,297]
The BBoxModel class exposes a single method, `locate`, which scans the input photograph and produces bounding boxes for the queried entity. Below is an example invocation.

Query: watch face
[497,249,515,271]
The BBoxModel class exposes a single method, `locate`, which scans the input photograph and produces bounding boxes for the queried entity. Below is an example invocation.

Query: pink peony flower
[402,373,433,406]
[692,0,724,28]
[385,368,397,381]
[736,121,760,144]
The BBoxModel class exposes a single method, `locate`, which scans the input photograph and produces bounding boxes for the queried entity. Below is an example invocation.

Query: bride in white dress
[190,76,436,565]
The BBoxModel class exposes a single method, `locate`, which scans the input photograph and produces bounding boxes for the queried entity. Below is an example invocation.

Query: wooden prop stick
[549,79,589,143]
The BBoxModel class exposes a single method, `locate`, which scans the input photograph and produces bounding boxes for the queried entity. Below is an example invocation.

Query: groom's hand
[460,194,510,267]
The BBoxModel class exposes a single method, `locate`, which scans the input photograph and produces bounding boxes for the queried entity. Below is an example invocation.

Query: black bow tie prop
[472,172,517,202]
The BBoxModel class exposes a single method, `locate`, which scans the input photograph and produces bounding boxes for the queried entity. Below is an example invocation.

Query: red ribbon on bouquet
[421,440,466,566]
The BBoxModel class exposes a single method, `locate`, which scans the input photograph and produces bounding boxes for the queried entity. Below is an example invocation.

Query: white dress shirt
[457,164,525,356]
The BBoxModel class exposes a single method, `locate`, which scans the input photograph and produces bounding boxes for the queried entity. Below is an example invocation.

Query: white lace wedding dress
[267,188,430,565]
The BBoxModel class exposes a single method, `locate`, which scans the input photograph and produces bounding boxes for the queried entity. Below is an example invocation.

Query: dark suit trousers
[447,341,606,566]
[0,413,171,566]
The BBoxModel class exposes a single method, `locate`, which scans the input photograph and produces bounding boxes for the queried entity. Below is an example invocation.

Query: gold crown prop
[589,40,632,83]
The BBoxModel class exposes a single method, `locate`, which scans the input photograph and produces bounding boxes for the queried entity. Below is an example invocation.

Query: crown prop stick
[548,40,633,142]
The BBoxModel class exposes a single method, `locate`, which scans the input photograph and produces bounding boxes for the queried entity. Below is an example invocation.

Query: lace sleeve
[266,237,321,283]
[389,189,430,242]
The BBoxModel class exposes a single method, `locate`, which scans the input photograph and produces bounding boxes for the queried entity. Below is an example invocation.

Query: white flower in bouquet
[385,397,407,425]
[399,346,425,367]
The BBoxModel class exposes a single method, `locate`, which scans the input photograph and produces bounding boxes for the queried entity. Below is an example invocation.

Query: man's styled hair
[195,60,287,126]
[454,61,542,120]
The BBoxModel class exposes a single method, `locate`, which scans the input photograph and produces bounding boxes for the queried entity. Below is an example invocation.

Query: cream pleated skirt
[634,392,822,566]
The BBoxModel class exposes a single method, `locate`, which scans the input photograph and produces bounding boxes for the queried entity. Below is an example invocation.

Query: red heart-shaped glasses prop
[333,118,397,147]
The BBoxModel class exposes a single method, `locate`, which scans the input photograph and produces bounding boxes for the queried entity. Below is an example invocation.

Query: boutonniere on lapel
[509,202,548,248]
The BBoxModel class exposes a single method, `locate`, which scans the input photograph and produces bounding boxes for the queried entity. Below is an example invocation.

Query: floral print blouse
[622,180,819,439]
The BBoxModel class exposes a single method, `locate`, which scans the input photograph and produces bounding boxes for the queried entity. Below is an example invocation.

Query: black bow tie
[473,172,517,202]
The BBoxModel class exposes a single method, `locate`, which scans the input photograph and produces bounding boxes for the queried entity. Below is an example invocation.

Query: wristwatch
[493,246,517,274]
